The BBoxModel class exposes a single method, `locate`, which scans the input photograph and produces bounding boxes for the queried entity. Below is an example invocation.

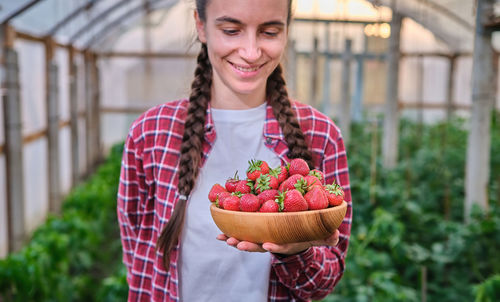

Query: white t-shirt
[180,103,282,302]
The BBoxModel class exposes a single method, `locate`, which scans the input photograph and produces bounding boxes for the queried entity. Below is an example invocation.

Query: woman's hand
[216,229,340,256]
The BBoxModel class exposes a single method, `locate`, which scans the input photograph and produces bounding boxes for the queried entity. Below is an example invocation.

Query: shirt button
[266,137,273,144]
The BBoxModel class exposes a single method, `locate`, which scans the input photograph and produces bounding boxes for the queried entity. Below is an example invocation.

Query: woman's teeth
[234,64,259,72]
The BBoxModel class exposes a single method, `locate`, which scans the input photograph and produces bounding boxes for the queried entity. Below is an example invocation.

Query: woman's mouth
[233,64,260,72]
[229,62,265,77]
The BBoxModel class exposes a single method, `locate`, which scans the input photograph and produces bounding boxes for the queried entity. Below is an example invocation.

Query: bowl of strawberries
[208,158,347,244]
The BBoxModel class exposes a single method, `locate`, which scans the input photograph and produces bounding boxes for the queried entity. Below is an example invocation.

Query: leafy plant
[0,144,124,302]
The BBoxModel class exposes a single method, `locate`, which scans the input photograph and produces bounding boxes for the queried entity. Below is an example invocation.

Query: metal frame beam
[45,0,98,36]
[0,0,45,25]
[69,0,131,43]
[83,0,174,49]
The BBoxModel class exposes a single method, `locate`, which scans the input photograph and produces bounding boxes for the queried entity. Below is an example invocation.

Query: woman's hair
[157,0,312,270]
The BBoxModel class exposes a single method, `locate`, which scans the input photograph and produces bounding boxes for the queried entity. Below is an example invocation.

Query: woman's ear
[194,11,207,43]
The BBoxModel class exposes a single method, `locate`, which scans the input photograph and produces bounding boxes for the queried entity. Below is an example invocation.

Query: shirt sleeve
[117,131,147,283]
[271,133,352,301]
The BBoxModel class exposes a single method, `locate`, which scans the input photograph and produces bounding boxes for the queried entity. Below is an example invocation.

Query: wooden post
[142,0,153,103]
[421,266,427,302]
[340,39,353,142]
[417,55,424,126]
[465,0,496,220]
[369,118,379,205]
[1,24,25,252]
[382,12,403,169]
[286,39,297,98]
[91,53,101,162]
[45,37,61,213]
[446,54,457,121]
[321,24,332,117]
[84,50,92,174]
[352,34,367,122]
[310,37,319,108]
[68,46,80,186]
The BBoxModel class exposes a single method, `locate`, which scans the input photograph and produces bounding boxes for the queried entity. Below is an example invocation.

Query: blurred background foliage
[0,114,499,301]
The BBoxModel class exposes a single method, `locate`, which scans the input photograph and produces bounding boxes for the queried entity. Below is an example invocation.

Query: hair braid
[156,44,212,270]
[267,64,314,168]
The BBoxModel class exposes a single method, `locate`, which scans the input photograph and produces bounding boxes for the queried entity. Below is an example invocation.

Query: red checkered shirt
[117,98,352,301]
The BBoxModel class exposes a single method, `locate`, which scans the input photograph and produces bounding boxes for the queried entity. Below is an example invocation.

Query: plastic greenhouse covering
[0,0,499,258]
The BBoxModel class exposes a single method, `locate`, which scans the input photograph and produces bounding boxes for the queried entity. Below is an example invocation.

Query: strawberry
[288,158,310,176]
[324,183,344,206]
[277,189,308,212]
[304,175,321,190]
[257,189,279,205]
[308,169,324,185]
[223,195,241,211]
[279,174,304,192]
[225,171,240,192]
[240,194,260,212]
[275,165,288,184]
[304,186,329,210]
[254,174,279,194]
[259,200,280,212]
[208,184,226,203]
[235,180,253,194]
[246,159,270,181]
[216,191,232,209]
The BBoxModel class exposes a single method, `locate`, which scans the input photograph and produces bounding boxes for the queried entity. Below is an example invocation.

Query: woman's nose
[239,35,261,62]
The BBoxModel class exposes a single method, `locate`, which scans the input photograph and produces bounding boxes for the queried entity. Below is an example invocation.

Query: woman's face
[195,0,289,105]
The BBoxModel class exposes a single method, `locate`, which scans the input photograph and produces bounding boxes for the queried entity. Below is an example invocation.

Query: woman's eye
[263,31,278,37]
[222,29,239,35]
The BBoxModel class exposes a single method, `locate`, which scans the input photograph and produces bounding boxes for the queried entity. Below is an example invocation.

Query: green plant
[0,144,125,302]
[322,117,500,301]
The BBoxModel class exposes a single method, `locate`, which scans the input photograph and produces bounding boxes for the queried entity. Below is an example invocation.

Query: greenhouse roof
[0,0,499,52]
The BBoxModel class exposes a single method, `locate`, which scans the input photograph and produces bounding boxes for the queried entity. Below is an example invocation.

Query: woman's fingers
[218,230,339,254]
[217,234,267,252]
[236,241,267,253]
[216,234,228,241]
[262,230,340,255]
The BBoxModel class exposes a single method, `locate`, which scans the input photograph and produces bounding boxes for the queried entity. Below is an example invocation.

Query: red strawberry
[208,184,226,203]
[288,158,310,176]
[216,191,232,209]
[254,174,279,194]
[257,189,279,205]
[240,194,260,212]
[223,195,241,211]
[304,186,329,210]
[279,174,304,192]
[304,175,321,190]
[259,200,280,212]
[246,159,270,181]
[235,180,253,194]
[225,171,240,192]
[308,169,324,185]
[277,189,308,212]
[276,166,288,184]
[324,184,344,206]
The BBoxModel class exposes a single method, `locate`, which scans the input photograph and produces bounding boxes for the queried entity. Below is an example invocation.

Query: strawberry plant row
[0,144,126,302]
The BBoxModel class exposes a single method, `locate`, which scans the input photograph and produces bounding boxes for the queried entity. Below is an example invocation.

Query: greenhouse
[0,0,499,301]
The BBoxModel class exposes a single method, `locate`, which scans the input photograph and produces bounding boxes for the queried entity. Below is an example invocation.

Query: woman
[117,0,352,301]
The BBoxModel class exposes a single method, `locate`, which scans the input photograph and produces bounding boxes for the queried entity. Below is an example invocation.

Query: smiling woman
[116,0,352,301]
[194,0,290,109]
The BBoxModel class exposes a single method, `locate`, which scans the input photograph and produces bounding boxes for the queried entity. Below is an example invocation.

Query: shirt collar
[264,101,285,141]
[205,101,215,133]
[203,100,286,141]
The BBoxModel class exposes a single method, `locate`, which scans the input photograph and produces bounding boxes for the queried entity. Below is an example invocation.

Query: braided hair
[156,43,212,269]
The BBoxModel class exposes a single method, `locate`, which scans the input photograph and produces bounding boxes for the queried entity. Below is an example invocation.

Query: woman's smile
[228,61,266,78]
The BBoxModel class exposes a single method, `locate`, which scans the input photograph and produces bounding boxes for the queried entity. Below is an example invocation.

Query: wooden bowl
[210,201,347,244]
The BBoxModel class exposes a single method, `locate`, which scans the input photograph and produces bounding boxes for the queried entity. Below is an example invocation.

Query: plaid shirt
[117,99,352,301]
